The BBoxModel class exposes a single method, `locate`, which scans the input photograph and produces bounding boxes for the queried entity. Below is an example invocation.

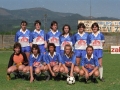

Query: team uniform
[29,54,45,69]
[81,54,99,73]
[46,30,61,53]
[30,29,46,53]
[8,52,28,68]
[45,52,62,66]
[60,34,73,54]
[61,54,76,70]
[73,32,88,58]
[88,31,105,58]
[15,29,31,52]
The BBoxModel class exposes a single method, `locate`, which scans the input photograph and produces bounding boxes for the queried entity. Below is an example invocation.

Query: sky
[0,0,120,19]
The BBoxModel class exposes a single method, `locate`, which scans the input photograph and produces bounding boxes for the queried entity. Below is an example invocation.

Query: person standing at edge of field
[7,42,28,80]
[15,21,31,60]
[46,21,61,53]
[73,23,89,66]
[30,20,47,54]
[59,44,80,79]
[44,43,62,81]
[79,46,99,83]
[88,22,105,81]
[60,24,74,55]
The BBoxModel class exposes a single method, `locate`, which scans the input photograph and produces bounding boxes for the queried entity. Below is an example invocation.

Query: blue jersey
[81,54,99,72]
[44,52,62,64]
[88,31,105,49]
[62,54,76,67]
[73,32,88,50]
[46,30,61,46]
[30,29,46,45]
[60,34,73,50]
[29,54,45,66]
[15,29,31,47]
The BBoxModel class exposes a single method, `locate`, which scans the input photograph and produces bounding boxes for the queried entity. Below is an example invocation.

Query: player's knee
[18,65,24,71]
[74,67,80,73]
[54,68,59,73]
[59,67,64,73]
[94,71,99,77]
[35,68,40,74]
[64,69,69,74]
[44,66,48,71]
[99,64,102,67]
[7,68,12,73]
[79,70,84,76]
[23,68,28,73]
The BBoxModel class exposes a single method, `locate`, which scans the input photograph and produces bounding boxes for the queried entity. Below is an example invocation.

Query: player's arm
[7,54,14,68]
[46,55,55,76]
[70,63,74,77]
[44,33,47,48]
[70,55,76,77]
[30,66,34,83]
[29,56,34,83]
[81,57,88,73]
[58,53,62,69]
[22,53,28,65]
[29,33,33,47]
[87,34,91,46]
[47,64,55,76]
[72,34,76,46]
[101,33,105,46]
[14,32,18,42]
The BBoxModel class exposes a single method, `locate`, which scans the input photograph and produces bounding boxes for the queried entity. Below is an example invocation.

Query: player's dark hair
[48,43,56,52]
[34,20,41,26]
[50,21,58,29]
[91,22,99,31]
[86,45,94,51]
[61,24,72,36]
[64,44,74,58]
[77,23,86,29]
[31,44,40,54]
[13,42,22,53]
[21,20,28,26]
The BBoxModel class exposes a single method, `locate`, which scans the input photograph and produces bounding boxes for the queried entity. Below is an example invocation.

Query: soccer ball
[67,76,75,85]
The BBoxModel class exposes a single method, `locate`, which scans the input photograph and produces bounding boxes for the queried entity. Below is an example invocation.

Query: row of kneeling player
[7,42,100,83]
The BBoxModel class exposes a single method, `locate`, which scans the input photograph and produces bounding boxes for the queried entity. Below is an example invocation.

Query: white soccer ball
[67,76,75,85]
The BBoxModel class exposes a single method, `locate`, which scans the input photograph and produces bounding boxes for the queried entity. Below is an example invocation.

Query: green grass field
[0,51,120,90]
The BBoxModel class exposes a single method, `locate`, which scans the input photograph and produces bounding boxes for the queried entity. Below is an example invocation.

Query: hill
[0,7,119,34]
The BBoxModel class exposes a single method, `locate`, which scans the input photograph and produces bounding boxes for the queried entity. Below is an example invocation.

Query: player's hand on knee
[85,72,89,78]
[51,72,55,77]
[89,72,93,76]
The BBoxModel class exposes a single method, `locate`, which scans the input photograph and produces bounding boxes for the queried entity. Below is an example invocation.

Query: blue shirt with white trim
[30,29,46,45]
[88,31,105,49]
[29,54,45,66]
[73,32,89,50]
[15,29,31,47]
[61,54,76,67]
[44,52,62,64]
[60,34,73,50]
[46,30,61,46]
[81,54,99,72]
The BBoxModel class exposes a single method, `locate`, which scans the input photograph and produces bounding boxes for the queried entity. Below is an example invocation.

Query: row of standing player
[8,20,105,82]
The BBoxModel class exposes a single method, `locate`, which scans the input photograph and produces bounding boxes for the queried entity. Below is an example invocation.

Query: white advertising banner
[111,46,120,54]
[78,20,120,32]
